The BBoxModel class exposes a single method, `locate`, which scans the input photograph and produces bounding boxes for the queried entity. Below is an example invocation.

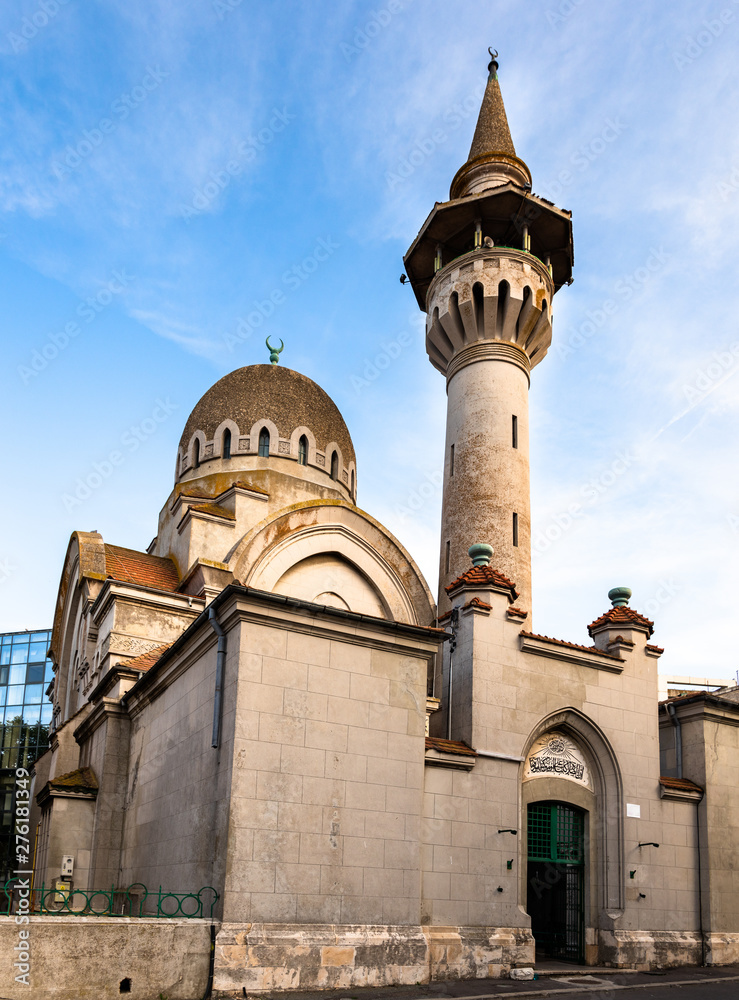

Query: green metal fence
[2,878,218,918]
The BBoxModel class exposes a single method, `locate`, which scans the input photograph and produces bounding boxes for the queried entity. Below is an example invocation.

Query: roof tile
[520,630,623,661]
[445,564,518,601]
[659,775,703,794]
[425,736,477,757]
[104,544,180,593]
[588,605,654,638]
[122,643,172,673]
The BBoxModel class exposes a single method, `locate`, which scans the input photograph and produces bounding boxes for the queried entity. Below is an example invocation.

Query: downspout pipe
[666,702,705,965]
[208,605,227,749]
[696,793,706,967]
[446,607,459,741]
[666,701,682,778]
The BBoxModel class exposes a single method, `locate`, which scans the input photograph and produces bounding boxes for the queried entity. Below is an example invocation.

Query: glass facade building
[1,628,53,883]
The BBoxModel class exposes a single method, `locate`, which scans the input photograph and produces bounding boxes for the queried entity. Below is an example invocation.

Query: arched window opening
[472,281,485,339]
[350,469,355,496]
[330,452,339,481]
[298,435,308,465]
[222,429,231,460]
[496,279,510,335]
[193,439,200,468]
[258,428,270,457]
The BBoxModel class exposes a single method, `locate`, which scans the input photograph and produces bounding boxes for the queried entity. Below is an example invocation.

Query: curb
[429,972,739,1000]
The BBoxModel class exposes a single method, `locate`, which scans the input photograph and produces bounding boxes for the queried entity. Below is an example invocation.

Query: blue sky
[1,0,738,681]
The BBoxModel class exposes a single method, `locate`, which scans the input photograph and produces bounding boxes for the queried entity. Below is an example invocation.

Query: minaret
[403,50,573,619]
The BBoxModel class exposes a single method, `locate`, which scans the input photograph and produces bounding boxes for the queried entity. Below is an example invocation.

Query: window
[330,452,339,481]
[193,439,200,468]
[512,415,518,449]
[258,428,270,457]
[298,435,308,465]
[350,469,355,496]
[450,443,455,476]
[222,429,231,460]
[513,512,519,547]
[445,540,450,574]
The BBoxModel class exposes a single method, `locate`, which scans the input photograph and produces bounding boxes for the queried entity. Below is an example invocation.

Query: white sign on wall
[523,731,592,789]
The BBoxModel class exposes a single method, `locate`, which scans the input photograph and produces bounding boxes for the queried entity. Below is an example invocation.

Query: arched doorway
[526,801,585,963]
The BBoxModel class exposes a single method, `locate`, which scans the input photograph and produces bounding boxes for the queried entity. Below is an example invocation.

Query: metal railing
[2,878,218,918]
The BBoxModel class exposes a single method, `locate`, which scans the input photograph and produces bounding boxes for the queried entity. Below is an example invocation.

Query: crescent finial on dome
[266,336,284,364]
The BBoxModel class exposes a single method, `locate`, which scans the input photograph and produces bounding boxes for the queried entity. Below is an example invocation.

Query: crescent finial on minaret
[487,47,499,79]
[266,336,284,365]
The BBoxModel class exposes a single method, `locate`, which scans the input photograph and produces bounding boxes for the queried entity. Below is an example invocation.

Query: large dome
[176,365,356,501]
[179,365,355,462]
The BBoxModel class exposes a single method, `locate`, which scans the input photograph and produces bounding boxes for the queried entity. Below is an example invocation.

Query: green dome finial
[608,587,632,608]
[266,336,284,365]
[469,543,493,567]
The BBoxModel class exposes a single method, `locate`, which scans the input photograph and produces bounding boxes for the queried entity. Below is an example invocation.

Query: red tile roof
[104,544,180,593]
[463,596,492,611]
[122,643,172,673]
[520,631,623,661]
[588,605,654,638]
[646,644,665,655]
[445,565,519,601]
[425,736,477,757]
[659,776,703,794]
[507,606,528,619]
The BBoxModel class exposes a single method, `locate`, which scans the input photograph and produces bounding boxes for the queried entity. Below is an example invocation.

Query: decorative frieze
[278,440,291,454]
[523,731,592,788]
[101,634,164,658]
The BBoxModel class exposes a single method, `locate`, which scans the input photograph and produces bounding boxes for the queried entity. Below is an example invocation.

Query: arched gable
[226,500,436,626]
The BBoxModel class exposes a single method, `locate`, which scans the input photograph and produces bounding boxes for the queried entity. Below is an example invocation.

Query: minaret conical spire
[449,49,531,199]
[467,49,516,161]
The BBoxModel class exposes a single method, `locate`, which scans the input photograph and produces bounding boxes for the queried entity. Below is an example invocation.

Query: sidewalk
[235,966,739,1000]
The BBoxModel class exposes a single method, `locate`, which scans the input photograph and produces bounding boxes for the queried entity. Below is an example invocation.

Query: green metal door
[526,802,585,963]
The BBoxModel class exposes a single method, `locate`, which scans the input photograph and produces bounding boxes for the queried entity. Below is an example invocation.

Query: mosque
[25,51,739,994]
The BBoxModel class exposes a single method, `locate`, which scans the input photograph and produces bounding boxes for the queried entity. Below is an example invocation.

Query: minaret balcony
[425,246,555,376]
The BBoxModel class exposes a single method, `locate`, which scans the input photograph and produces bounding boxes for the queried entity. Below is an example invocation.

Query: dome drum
[178,425,355,495]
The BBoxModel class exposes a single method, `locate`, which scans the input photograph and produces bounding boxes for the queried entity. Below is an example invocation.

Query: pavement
[241,966,739,1000]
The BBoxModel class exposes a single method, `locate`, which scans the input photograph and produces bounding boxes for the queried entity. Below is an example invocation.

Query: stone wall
[221,598,438,927]
[118,625,237,901]
[0,917,211,1000]
[213,923,533,994]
